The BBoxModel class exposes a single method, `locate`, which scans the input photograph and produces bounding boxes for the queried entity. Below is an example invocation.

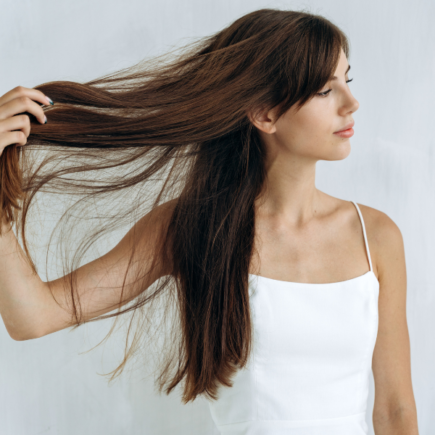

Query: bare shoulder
[355,205,415,417]
[355,202,405,280]
[145,197,178,227]
[125,198,178,272]
[133,198,178,234]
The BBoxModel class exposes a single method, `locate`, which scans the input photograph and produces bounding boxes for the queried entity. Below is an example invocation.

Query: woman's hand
[0,86,53,157]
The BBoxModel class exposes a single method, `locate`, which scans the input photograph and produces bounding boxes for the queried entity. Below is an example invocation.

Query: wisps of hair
[1,8,349,403]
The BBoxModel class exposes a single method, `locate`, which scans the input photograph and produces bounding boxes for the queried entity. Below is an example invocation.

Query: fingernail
[44,116,47,124]
[45,96,54,105]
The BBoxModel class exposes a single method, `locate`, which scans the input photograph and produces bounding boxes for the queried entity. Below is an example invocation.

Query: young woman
[0,8,418,435]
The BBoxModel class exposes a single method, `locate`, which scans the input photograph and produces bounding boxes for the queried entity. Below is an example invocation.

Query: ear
[247,106,277,134]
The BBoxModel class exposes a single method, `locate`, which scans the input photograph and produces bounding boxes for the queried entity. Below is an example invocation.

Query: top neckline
[248,270,379,287]
[248,200,377,288]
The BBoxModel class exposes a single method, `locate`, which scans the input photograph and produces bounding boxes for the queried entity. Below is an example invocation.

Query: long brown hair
[2,8,349,403]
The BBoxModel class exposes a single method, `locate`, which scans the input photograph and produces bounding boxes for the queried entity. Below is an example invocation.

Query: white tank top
[206,201,380,435]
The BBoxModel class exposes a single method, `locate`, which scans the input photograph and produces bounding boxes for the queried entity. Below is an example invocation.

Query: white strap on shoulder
[351,201,373,272]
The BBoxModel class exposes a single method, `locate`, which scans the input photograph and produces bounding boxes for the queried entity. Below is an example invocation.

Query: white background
[0,0,433,434]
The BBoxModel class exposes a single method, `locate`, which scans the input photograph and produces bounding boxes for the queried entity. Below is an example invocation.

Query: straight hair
[1,8,349,403]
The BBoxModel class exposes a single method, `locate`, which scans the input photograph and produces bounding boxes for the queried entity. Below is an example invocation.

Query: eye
[317,78,354,97]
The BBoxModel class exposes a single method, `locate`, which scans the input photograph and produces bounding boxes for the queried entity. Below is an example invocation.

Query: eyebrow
[330,64,351,81]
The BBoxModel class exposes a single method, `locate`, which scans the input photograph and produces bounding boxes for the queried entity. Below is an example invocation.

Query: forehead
[334,49,350,73]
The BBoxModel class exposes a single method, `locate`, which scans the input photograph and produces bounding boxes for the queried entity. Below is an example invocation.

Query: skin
[0,86,49,153]
[0,87,175,340]
[248,48,419,430]
[0,53,418,432]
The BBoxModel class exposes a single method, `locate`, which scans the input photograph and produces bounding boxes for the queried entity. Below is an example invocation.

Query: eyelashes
[317,78,354,97]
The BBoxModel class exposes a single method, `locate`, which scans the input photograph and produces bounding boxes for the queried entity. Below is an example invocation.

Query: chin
[323,142,351,161]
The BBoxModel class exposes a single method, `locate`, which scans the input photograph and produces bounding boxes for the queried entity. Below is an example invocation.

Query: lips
[334,121,355,133]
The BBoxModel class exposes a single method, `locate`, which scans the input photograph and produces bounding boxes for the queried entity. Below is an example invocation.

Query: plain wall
[0,0,433,433]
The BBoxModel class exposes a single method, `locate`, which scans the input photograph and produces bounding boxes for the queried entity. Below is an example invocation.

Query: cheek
[295,120,331,149]
[275,105,337,153]
[297,110,332,139]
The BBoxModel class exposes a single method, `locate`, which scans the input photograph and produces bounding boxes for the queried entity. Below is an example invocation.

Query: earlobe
[248,107,277,134]
[260,123,277,134]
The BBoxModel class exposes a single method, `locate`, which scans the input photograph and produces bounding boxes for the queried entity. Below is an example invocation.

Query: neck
[254,155,321,226]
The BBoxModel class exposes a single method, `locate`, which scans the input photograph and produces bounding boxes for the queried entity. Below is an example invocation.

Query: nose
[342,87,359,114]
[349,94,359,113]
[346,89,359,112]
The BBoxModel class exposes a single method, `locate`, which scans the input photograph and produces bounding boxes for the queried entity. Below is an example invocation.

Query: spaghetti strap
[350,201,373,272]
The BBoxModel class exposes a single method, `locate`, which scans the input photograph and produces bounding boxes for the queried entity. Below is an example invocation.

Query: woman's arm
[0,86,175,340]
[0,217,51,340]
[0,200,175,341]
[363,205,419,434]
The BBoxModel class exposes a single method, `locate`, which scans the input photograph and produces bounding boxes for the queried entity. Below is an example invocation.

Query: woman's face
[256,48,359,162]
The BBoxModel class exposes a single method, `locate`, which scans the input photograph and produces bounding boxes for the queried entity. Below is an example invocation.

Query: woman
[0,8,418,435]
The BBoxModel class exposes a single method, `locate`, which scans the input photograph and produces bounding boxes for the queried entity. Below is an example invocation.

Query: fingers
[0,86,53,156]
[0,114,30,157]
[0,96,47,125]
[0,132,26,157]
[0,114,31,141]
[0,85,52,110]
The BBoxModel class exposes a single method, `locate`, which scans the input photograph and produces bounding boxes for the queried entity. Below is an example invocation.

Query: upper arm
[362,206,417,419]
[36,199,176,338]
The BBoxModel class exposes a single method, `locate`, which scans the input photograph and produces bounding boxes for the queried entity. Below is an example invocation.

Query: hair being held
[2,8,350,403]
